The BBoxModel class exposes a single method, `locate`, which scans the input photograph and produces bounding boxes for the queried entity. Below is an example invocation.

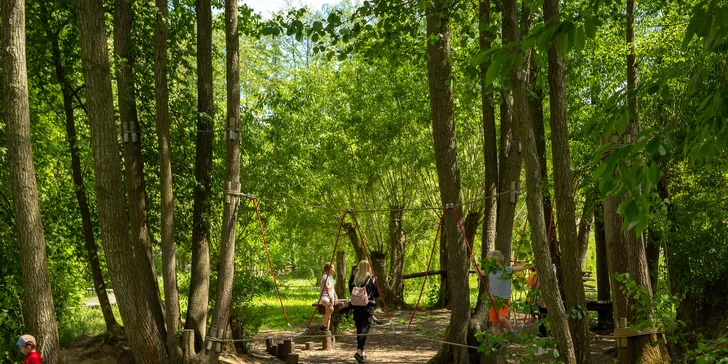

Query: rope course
[238,170,588,350]
[234,186,525,214]
[303,210,349,332]
[251,197,292,331]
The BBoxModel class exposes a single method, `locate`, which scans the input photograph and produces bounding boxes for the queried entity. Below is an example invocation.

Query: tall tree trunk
[199,0,240,360]
[646,171,669,295]
[479,0,498,295]
[594,203,612,328]
[645,235,660,297]
[153,0,182,360]
[387,206,406,308]
[344,222,366,263]
[475,1,498,341]
[76,0,169,362]
[577,202,595,271]
[502,1,576,362]
[425,3,469,363]
[40,8,119,333]
[604,2,669,361]
[494,90,520,263]
[543,0,591,361]
[437,224,450,307]
[1,2,63,362]
[114,0,166,340]
[523,17,566,302]
[604,195,669,362]
[186,0,214,351]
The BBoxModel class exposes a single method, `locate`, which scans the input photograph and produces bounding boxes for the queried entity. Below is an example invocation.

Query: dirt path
[62,308,617,363]
[228,309,617,364]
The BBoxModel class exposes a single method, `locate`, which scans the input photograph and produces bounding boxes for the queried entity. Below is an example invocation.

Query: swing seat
[312,299,350,314]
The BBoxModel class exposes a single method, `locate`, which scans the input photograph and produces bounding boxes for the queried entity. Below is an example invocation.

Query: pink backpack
[350,278,371,306]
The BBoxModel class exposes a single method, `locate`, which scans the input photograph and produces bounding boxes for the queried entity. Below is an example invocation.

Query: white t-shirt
[320,275,334,298]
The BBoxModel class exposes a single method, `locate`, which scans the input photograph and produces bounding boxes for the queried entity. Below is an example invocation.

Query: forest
[0,0,727,363]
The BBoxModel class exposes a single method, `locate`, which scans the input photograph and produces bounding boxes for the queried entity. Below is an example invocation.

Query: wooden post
[283,339,293,357]
[335,251,347,299]
[265,337,274,353]
[619,318,629,348]
[322,331,334,350]
[277,343,286,360]
[287,352,300,364]
[305,342,314,350]
[214,327,223,353]
[270,345,278,357]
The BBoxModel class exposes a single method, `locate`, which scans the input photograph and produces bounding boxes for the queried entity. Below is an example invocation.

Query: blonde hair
[354,260,372,286]
[486,250,505,265]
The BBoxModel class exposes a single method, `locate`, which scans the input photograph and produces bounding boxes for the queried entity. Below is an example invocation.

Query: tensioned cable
[206,331,481,350]
[235,186,526,214]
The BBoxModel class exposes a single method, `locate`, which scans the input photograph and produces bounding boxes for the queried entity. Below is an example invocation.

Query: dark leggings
[353,306,374,351]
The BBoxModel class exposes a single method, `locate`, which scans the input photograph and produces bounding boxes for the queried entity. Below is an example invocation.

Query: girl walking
[348,260,379,363]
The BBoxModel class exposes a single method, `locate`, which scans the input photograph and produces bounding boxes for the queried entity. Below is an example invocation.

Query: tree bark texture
[603,1,669,361]
[577,201,595,271]
[543,0,591,361]
[494,91,520,263]
[335,251,347,299]
[153,0,183,360]
[114,0,166,340]
[437,221,449,308]
[41,8,119,333]
[646,172,669,295]
[186,0,214,351]
[425,4,470,363]
[476,0,498,335]
[604,195,669,362]
[76,0,169,362]
[594,204,612,328]
[502,1,576,362]
[344,222,366,263]
[523,28,565,302]
[1,2,63,362]
[387,206,406,308]
[199,0,241,360]
[479,0,498,290]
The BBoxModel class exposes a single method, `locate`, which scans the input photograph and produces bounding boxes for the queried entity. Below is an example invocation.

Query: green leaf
[537,28,554,52]
[616,109,630,134]
[658,144,667,156]
[593,143,612,164]
[485,56,503,86]
[575,25,586,52]
[594,161,610,181]
[472,48,499,66]
[584,18,597,39]
[556,33,569,56]
[500,53,515,80]
[646,137,661,155]
[522,34,539,51]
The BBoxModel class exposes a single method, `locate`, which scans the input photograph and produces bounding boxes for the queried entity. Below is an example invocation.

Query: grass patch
[58,305,122,345]
[255,278,320,331]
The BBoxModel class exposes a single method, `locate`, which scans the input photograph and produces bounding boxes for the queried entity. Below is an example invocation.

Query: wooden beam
[402,270,477,279]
